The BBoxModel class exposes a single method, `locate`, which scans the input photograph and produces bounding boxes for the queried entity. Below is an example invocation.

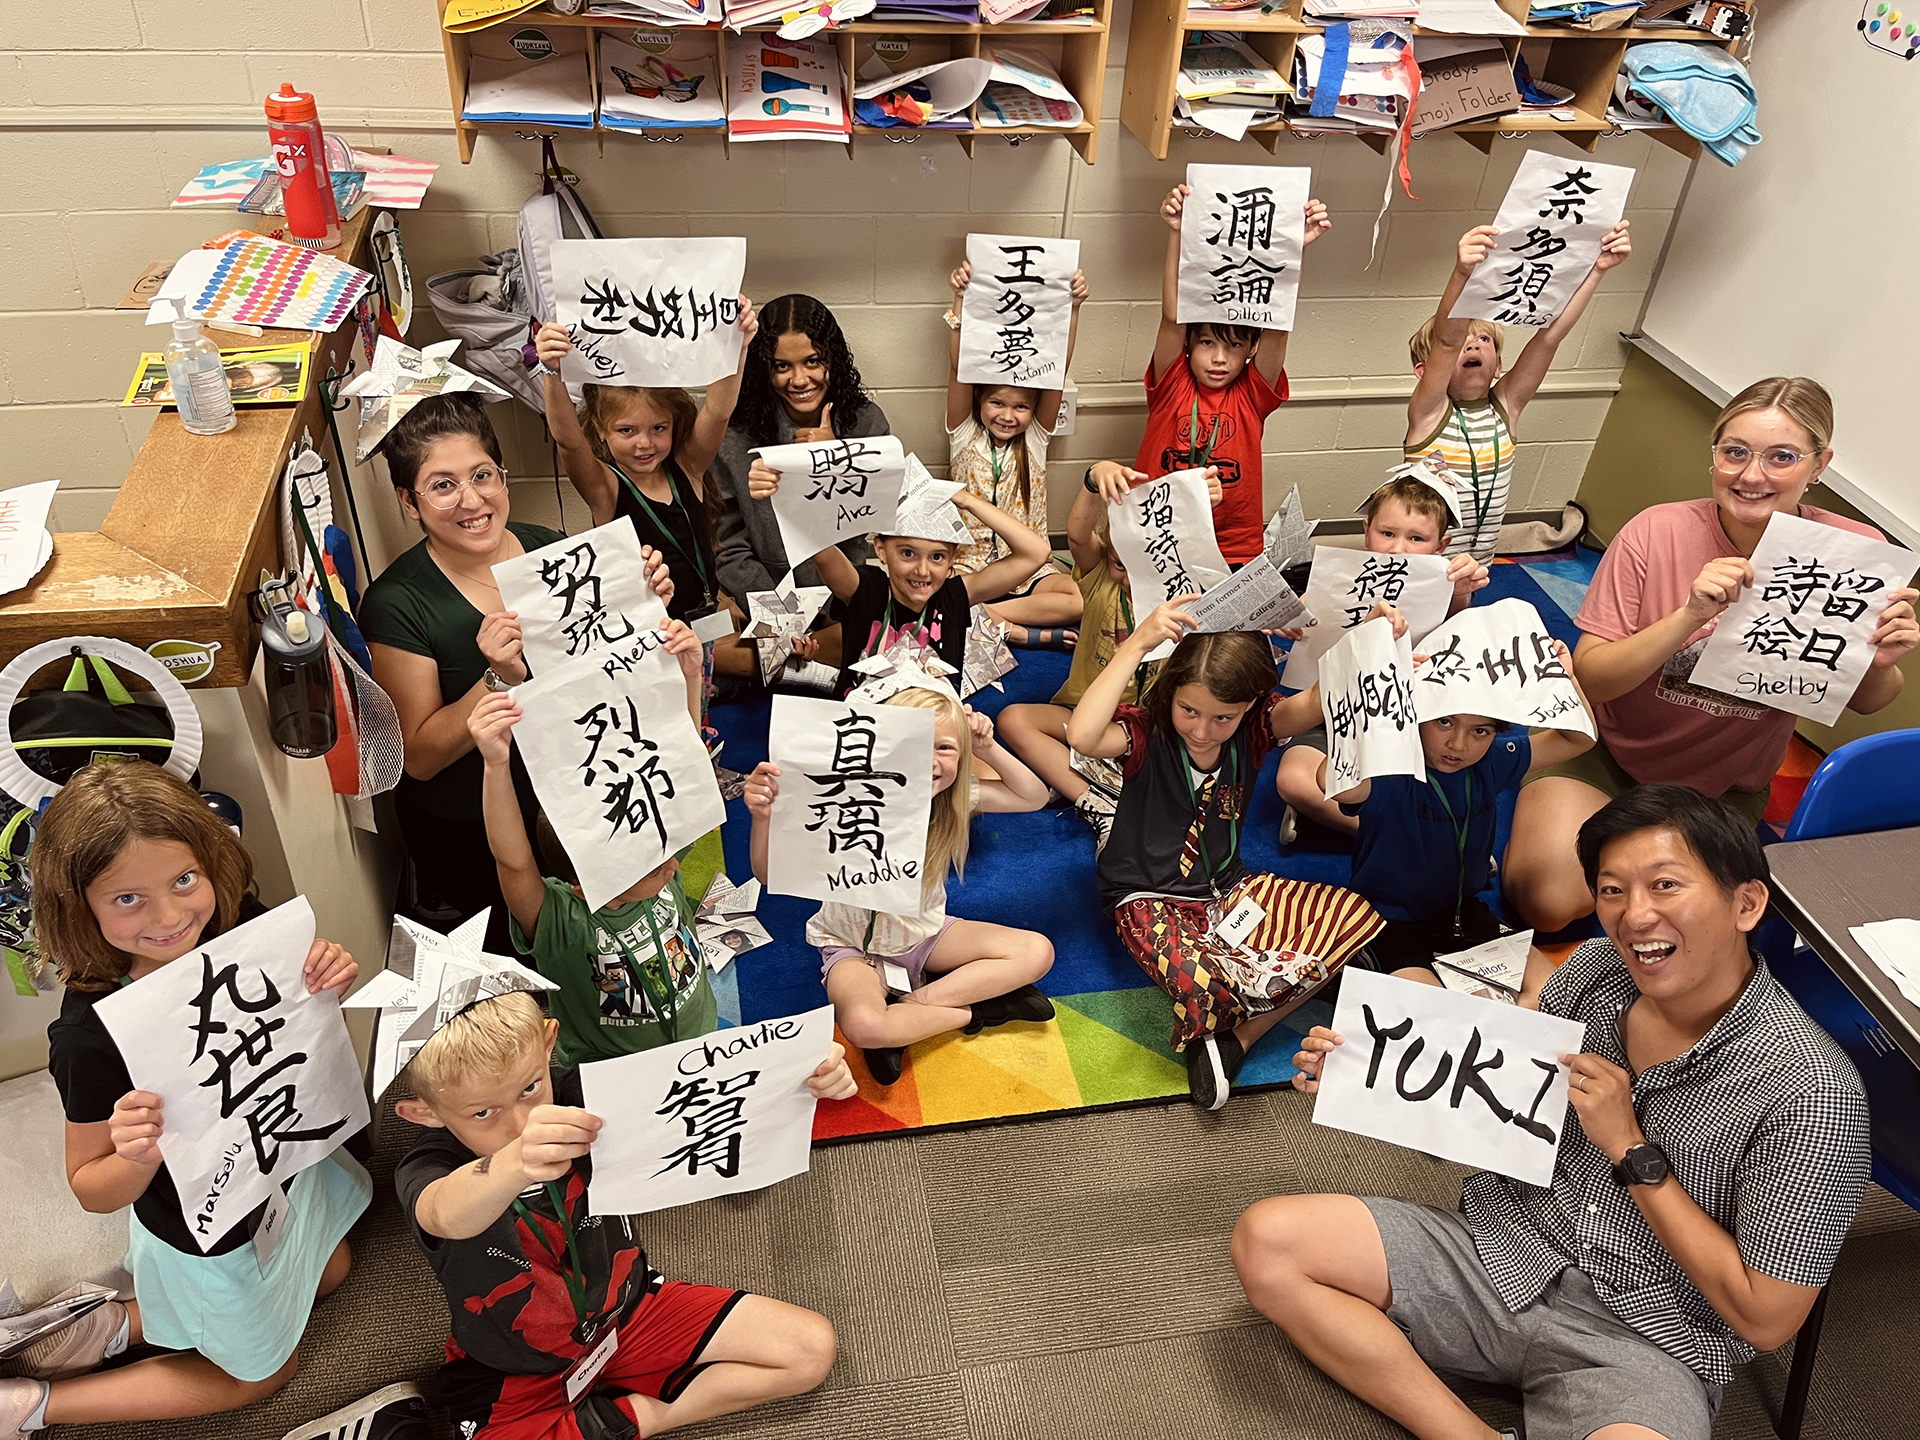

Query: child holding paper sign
[6,763,370,1433]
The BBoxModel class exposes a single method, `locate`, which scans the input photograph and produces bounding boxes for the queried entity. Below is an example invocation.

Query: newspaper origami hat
[1359,454,1467,530]
[846,631,960,705]
[341,335,510,461]
[1263,485,1313,571]
[342,909,558,1099]
[742,581,833,686]
[960,605,1017,699]
[888,453,974,547]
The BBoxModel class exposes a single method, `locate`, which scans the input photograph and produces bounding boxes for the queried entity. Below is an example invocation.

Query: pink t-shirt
[1576,499,1886,796]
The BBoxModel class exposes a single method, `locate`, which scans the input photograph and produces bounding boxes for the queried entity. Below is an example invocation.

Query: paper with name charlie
[553,237,746,388]
[493,516,669,676]
[957,234,1080,388]
[1282,545,1452,688]
[94,897,370,1251]
[758,434,906,580]
[1690,512,1918,725]
[1178,164,1311,332]
[1413,597,1593,736]
[1106,468,1232,658]
[580,1006,835,1216]
[1450,151,1633,330]
[766,695,934,918]
[1314,969,1584,1187]
[1319,618,1425,798]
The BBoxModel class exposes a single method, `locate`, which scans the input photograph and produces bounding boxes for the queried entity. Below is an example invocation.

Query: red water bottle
[265,82,340,250]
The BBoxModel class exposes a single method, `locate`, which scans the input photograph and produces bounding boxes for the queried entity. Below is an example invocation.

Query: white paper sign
[579,1006,835,1216]
[1451,151,1633,329]
[757,434,906,576]
[1177,164,1311,332]
[94,898,370,1252]
[1690,512,1919,725]
[765,694,934,918]
[1413,597,1593,736]
[957,233,1081,388]
[553,237,747,387]
[1107,468,1232,659]
[0,480,58,597]
[511,642,726,910]
[1188,553,1308,634]
[1313,969,1585,1187]
[492,516,669,677]
[1320,617,1425,798]
[1282,546,1453,688]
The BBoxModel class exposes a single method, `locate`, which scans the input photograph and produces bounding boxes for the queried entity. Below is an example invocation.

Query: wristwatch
[483,668,513,693]
[1613,1141,1671,1187]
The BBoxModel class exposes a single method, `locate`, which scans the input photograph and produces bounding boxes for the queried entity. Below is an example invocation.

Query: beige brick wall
[0,0,1691,542]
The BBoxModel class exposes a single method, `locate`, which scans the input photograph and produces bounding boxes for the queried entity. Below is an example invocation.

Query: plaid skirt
[1113,872,1382,1051]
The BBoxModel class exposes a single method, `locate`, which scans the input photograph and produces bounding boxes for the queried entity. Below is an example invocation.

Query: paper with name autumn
[758,435,907,580]
[94,897,370,1251]
[1314,969,1584,1188]
[492,516,669,677]
[552,237,746,388]
[1319,617,1425,799]
[957,234,1081,389]
[1106,468,1232,659]
[1178,164,1311,332]
[1413,597,1593,736]
[765,695,935,918]
[1450,151,1633,330]
[1282,546,1453,689]
[579,1006,835,1216]
[1690,512,1917,725]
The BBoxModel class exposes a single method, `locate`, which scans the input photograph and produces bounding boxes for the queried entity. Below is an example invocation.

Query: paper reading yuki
[1690,511,1918,725]
[957,234,1080,388]
[765,694,934,918]
[493,516,668,676]
[1414,597,1593,735]
[1106,468,1231,659]
[1178,164,1311,332]
[579,1005,835,1216]
[1314,969,1584,1187]
[1451,151,1633,329]
[553,237,746,388]
[1281,545,1452,688]
[1319,618,1424,798]
[758,434,906,577]
[512,643,726,910]
[94,897,369,1251]
[1187,554,1308,634]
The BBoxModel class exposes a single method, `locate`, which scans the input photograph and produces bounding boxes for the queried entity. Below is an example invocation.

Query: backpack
[516,136,604,328]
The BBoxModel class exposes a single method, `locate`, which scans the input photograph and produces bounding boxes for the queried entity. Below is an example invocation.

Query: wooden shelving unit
[1120,0,1747,161]
[435,0,1112,163]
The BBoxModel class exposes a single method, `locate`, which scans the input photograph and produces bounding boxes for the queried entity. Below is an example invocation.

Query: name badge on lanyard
[565,1319,622,1402]
[1214,893,1266,950]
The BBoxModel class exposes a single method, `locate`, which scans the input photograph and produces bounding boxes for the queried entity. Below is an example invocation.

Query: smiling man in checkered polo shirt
[1232,784,1871,1440]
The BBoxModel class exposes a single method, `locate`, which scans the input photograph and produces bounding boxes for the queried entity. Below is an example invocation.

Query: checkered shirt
[1460,939,1870,1385]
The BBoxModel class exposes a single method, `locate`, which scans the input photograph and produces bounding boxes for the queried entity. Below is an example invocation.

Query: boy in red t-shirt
[1133,183,1331,565]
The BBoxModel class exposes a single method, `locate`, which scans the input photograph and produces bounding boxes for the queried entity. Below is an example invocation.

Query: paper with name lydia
[1178,164,1310,332]
[1314,969,1584,1187]
[580,1006,835,1215]
[1319,617,1425,798]
[1282,546,1452,688]
[552,237,746,388]
[1106,468,1232,659]
[492,516,669,676]
[758,434,906,579]
[1451,151,1633,330]
[958,234,1080,389]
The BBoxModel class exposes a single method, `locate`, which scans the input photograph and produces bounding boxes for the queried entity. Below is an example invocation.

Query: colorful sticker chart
[190,237,374,333]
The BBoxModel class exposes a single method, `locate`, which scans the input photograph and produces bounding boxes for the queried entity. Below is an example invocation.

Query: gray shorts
[1361,1197,1722,1440]
[1278,723,1328,756]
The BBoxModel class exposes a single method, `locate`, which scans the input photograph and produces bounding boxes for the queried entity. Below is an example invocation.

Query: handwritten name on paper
[553,237,746,388]
[1105,468,1232,657]
[1450,151,1633,330]
[757,434,907,574]
[1177,164,1310,332]
[493,516,669,675]
[1413,597,1593,735]
[957,234,1080,388]
[1319,617,1425,798]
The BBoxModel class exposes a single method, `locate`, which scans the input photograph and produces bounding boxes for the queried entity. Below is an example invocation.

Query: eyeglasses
[415,466,507,510]
[1711,443,1811,478]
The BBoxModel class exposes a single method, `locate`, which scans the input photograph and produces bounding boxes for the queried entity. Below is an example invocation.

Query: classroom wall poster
[1318,617,1425,798]
[492,516,669,676]
[957,234,1081,388]
[1413,597,1594,735]
[756,434,907,577]
[552,237,747,388]
[1105,468,1232,658]
[1450,150,1634,330]
[1177,164,1311,332]
[1281,546,1452,688]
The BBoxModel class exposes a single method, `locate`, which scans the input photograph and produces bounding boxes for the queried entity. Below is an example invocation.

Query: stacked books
[1175,33,1289,138]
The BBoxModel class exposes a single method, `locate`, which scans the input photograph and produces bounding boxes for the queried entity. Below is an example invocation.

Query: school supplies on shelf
[1304,0,1417,16]
[1527,0,1641,27]
[851,55,992,127]
[185,235,375,333]
[727,35,850,141]
[598,42,726,129]
[977,45,1084,128]
[1290,24,1415,133]
[981,0,1051,22]
[239,166,366,224]
[722,0,873,35]
[121,342,311,409]
[442,0,545,29]
[1178,32,1289,103]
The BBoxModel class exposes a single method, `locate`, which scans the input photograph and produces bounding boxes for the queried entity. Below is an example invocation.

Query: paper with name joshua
[492,516,669,677]
[1414,598,1593,736]
[1106,469,1232,659]
[1282,546,1453,689]
[1314,969,1584,1187]
[553,237,746,388]
[0,480,57,597]
[1690,512,1917,725]
[758,435,907,581]
[1451,151,1633,330]
[1177,164,1311,332]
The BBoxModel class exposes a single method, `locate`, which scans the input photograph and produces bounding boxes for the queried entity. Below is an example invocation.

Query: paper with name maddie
[1320,617,1425,799]
[512,642,726,911]
[957,234,1080,388]
[1413,597,1593,736]
[1107,468,1232,660]
[1188,553,1308,634]
[1178,165,1311,332]
[1282,546,1452,688]
[1450,151,1633,330]
[1314,969,1584,1187]
[580,1005,835,1216]
[553,237,746,388]
[493,516,669,677]
[1690,512,1918,725]
[758,434,906,579]
[94,897,370,1251]
[766,694,935,918]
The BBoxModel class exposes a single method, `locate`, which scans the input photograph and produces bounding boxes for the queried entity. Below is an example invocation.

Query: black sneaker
[282,1382,428,1440]
[1185,1031,1246,1111]
[962,984,1057,1034]
[864,1045,905,1086]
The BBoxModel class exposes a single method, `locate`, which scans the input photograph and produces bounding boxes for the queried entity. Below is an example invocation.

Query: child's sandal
[1022,628,1078,652]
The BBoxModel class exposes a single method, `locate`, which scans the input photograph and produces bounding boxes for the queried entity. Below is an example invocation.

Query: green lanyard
[1449,401,1494,537]
[612,461,712,606]
[607,899,684,1042]
[1178,739,1241,894]
[1188,398,1223,470]
[1116,590,1155,703]
[985,438,1012,560]
[1424,768,1475,930]
[863,592,937,663]
[510,1180,590,1327]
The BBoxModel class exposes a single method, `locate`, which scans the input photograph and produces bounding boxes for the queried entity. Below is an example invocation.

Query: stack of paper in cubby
[1305,0,1417,16]
[587,0,721,22]
[599,38,726,129]
[463,28,597,128]
[981,0,1051,21]
[1175,33,1289,139]
[871,0,978,21]
[1289,22,1415,134]
[728,35,851,142]
[853,55,992,129]
[977,45,1083,128]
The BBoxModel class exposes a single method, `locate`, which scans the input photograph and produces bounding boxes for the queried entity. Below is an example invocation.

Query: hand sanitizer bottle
[164,298,236,436]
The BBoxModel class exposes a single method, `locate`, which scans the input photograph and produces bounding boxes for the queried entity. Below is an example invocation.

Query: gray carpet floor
[79,1090,1920,1440]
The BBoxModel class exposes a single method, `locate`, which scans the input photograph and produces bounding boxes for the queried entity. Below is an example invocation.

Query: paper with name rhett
[492,516,669,677]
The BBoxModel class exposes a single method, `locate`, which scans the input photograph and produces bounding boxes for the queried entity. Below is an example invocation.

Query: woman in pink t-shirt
[1505,377,1919,932]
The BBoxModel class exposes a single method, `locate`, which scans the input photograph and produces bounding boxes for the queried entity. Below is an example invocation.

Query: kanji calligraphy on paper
[1413,597,1593,736]
[1106,468,1232,659]
[1313,969,1584,1187]
[94,897,370,1251]
[957,234,1081,388]
[1319,616,1425,798]
[512,641,726,910]
[579,1005,835,1216]
[1281,545,1453,688]
[1177,164,1311,332]
[1689,512,1918,724]
[765,695,935,918]
[552,237,747,388]
[756,434,907,578]
[1450,151,1633,330]
[493,516,669,677]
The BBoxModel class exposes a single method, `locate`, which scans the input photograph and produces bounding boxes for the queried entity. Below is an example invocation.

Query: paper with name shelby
[1178,164,1310,332]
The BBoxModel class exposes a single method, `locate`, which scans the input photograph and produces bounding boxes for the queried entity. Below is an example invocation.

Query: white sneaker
[1073,787,1116,853]
[281,1381,425,1440]
[0,1295,126,1380]
[0,1380,47,1440]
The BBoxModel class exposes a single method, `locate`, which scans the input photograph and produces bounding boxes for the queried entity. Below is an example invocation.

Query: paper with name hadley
[552,237,747,388]
[579,1006,835,1216]
[957,234,1080,389]
[1282,546,1453,689]
[758,434,907,581]
[1106,468,1232,660]
[765,694,935,918]
[1178,164,1311,333]
[492,516,669,677]
[1450,150,1633,330]
[1313,968,1585,1187]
